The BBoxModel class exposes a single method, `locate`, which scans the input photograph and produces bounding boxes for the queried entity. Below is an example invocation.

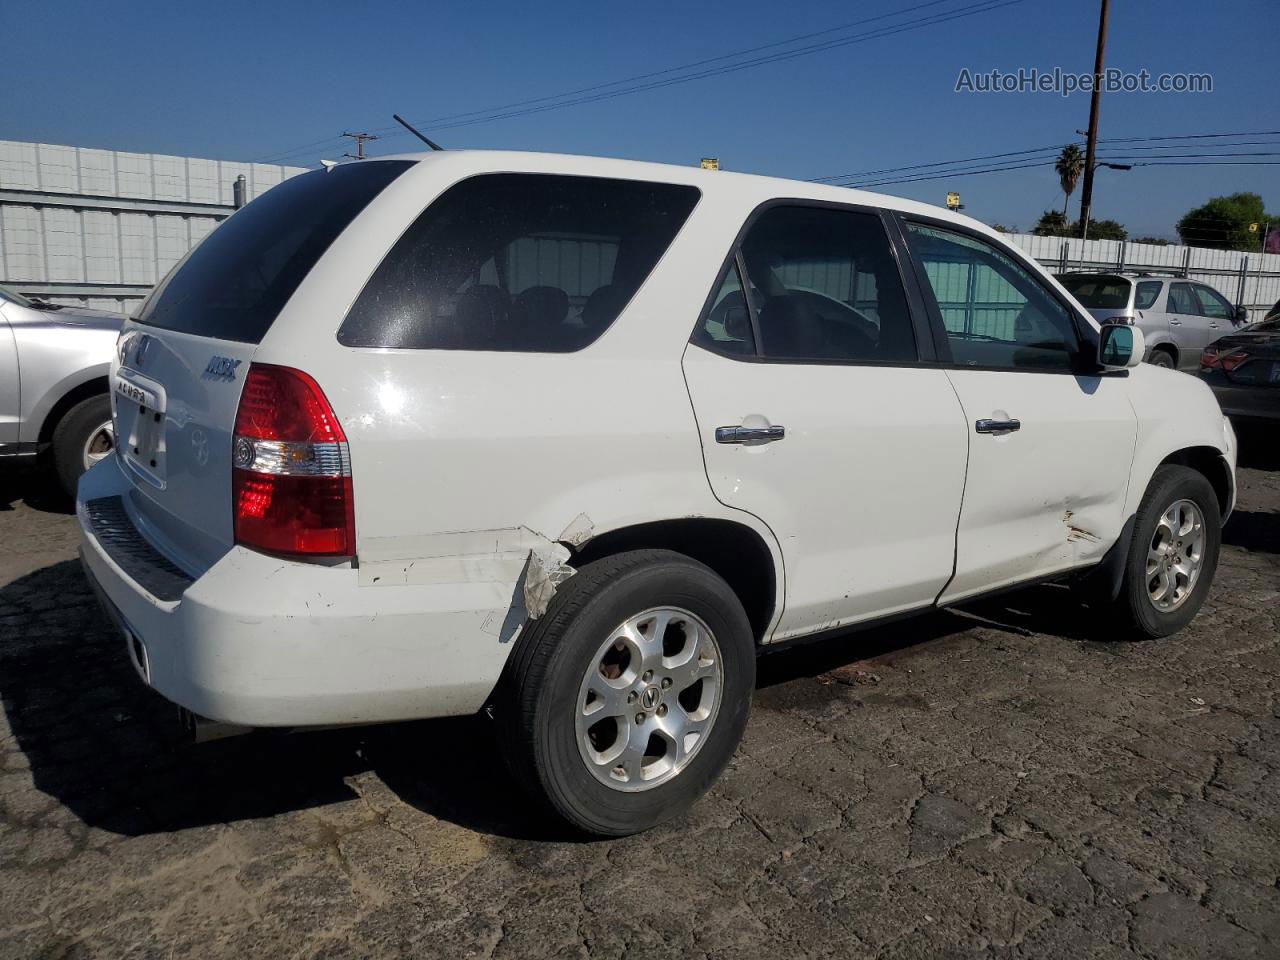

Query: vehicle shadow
[0,560,1125,843]
[1234,425,1280,471]
[1223,510,1280,555]
[0,465,73,514]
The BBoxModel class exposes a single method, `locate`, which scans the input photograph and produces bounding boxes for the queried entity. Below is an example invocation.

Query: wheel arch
[1147,340,1178,365]
[570,518,779,644]
[1157,446,1233,518]
[37,374,110,445]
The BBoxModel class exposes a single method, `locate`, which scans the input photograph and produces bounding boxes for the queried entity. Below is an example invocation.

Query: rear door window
[693,205,917,363]
[1134,281,1162,310]
[339,174,700,352]
[136,161,412,344]
[1169,283,1201,315]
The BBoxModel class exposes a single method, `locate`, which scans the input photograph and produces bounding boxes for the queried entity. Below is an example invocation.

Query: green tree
[1132,236,1169,246]
[1032,210,1127,240]
[1055,144,1085,216]
[1033,209,1071,236]
[1177,193,1278,250]
[1084,218,1127,241]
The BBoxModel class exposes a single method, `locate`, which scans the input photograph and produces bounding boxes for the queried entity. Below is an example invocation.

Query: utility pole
[1077,0,1110,240]
[341,131,378,160]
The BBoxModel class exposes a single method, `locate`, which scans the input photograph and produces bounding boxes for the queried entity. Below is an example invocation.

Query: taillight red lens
[234,364,347,443]
[1200,348,1221,369]
[232,364,355,558]
[1220,350,1249,372]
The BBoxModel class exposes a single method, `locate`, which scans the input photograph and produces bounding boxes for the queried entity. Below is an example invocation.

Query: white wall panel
[0,206,43,281]
[119,212,156,285]
[42,207,83,282]
[82,210,121,284]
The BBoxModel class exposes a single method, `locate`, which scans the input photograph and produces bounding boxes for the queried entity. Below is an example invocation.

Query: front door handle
[1169,318,1182,326]
[716,425,785,444]
[975,418,1021,434]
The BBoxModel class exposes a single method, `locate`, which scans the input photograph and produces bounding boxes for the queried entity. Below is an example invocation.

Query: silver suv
[1057,272,1249,371]
[0,283,125,495]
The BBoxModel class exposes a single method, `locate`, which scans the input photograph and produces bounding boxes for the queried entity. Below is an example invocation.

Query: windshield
[1057,275,1132,310]
[0,283,33,307]
[136,160,412,344]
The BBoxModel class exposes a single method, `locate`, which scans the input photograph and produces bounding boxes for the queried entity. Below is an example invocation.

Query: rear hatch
[112,160,412,574]
[1056,274,1136,324]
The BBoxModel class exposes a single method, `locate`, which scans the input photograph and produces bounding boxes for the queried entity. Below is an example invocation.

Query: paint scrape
[522,544,576,619]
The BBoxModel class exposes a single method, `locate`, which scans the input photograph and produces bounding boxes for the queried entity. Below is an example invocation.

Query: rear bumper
[1200,371,1280,422]
[76,456,522,727]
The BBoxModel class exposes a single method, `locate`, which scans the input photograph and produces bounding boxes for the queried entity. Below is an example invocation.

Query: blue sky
[3,0,1276,239]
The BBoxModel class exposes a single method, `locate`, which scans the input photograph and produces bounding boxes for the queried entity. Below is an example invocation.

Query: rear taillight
[232,364,355,558]
[1200,348,1249,371]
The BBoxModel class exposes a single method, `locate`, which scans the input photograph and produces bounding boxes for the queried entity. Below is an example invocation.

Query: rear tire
[1147,348,1175,369]
[1111,465,1220,638]
[497,549,754,836]
[51,394,114,498]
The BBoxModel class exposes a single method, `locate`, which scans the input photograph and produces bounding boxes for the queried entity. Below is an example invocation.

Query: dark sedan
[1199,315,1280,424]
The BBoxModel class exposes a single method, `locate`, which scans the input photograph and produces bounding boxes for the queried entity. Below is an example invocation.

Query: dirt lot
[2,452,1278,959]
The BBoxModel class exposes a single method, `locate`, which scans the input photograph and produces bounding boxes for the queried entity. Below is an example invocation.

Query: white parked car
[78,151,1236,836]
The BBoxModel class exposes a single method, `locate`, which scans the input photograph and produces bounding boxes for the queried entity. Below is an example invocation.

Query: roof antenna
[393,114,444,151]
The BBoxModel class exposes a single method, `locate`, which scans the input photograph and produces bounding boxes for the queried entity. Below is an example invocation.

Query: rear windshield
[1056,275,1132,310]
[338,173,700,352]
[136,161,412,343]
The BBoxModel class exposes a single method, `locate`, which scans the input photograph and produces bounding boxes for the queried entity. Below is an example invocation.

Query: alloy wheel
[1146,498,1206,612]
[574,606,722,792]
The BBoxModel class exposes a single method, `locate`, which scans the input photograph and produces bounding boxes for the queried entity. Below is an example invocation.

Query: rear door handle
[975,418,1021,434]
[716,425,785,444]
[1169,318,1182,326]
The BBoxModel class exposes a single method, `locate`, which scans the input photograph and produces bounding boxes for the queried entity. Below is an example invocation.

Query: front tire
[497,549,755,836]
[51,395,114,498]
[1113,465,1221,637]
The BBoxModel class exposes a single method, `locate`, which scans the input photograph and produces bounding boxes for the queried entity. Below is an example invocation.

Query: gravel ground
[1,450,1277,959]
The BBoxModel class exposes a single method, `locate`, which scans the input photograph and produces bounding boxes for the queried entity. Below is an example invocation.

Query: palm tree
[1055,144,1085,216]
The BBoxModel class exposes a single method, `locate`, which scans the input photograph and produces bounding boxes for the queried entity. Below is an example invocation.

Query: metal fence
[0,140,305,312]
[1005,232,1280,323]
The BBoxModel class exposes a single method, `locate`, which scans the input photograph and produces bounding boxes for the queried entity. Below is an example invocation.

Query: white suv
[78,151,1236,836]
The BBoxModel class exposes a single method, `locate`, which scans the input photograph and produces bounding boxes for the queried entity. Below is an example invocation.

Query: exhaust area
[178,708,254,744]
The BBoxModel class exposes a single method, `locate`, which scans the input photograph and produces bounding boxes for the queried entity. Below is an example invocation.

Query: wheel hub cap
[575,606,723,793]
[82,420,116,470]
[1145,498,1206,613]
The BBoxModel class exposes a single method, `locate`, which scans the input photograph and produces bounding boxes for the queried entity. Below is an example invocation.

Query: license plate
[113,372,166,485]
[114,376,158,410]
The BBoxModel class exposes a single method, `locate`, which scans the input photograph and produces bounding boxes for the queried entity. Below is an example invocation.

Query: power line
[813,130,1280,185]
[369,0,970,134]
[389,0,1026,136]
[838,152,1280,190]
[256,0,1025,164]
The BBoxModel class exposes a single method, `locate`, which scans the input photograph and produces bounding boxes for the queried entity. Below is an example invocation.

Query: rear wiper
[951,331,1005,342]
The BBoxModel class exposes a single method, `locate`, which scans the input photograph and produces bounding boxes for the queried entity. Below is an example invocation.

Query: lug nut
[661,677,672,689]
[635,713,646,724]
[657,705,668,717]
[627,691,638,704]
[642,670,653,682]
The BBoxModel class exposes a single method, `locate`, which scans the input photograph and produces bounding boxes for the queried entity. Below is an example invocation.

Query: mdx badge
[205,356,242,380]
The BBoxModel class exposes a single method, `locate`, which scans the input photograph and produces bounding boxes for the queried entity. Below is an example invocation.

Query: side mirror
[1234,305,1249,325]
[1098,322,1144,370]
